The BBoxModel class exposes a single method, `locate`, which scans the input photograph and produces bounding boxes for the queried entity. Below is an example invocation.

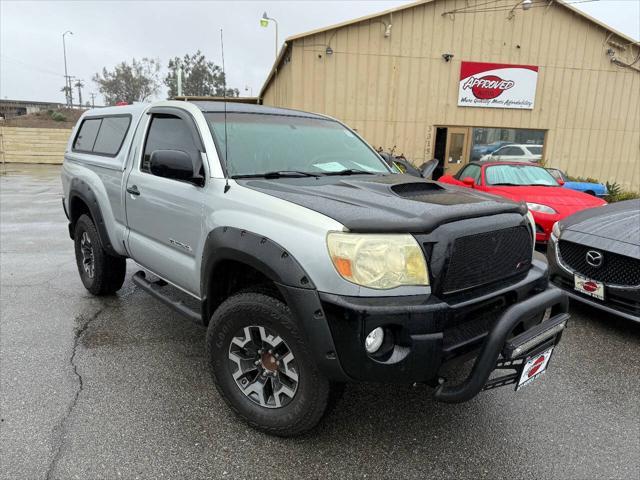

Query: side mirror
[556,178,565,186]
[462,176,476,187]
[149,150,203,186]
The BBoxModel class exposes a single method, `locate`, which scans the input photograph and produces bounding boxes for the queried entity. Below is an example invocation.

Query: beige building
[260,0,640,190]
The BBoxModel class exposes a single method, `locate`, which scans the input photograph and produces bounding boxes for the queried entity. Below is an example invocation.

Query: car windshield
[486,164,558,186]
[205,113,391,177]
[527,146,543,155]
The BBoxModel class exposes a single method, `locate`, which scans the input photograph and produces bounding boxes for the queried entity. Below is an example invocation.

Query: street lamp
[62,30,73,106]
[260,12,278,61]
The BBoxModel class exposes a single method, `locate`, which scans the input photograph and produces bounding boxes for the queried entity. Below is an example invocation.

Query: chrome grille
[558,240,640,287]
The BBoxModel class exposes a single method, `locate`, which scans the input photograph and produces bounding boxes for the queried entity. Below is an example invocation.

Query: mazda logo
[585,250,604,268]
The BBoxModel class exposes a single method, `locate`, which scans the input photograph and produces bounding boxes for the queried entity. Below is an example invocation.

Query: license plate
[574,274,605,301]
[517,347,554,391]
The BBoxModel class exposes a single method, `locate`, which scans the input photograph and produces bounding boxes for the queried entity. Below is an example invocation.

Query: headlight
[526,202,557,214]
[327,232,429,289]
[552,221,562,239]
[526,211,536,243]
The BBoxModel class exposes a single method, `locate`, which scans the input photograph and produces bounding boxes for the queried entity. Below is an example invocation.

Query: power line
[0,55,65,78]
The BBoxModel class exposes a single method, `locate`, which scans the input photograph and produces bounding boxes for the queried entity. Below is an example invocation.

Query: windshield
[486,164,558,186]
[205,113,391,177]
[527,146,543,155]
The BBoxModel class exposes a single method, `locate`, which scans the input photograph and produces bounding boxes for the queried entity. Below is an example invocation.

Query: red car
[439,162,607,243]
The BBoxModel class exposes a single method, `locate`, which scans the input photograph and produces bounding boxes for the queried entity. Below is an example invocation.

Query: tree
[93,58,161,105]
[60,85,73,105]
[165,51,239,98]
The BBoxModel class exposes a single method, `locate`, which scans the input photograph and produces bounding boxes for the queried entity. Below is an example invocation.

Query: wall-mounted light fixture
[508,0,534,20]
[325,46,334,55]
[442,53,454,62]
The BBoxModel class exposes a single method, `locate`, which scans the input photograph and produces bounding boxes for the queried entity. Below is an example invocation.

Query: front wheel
[73,214,126,295]
[206,292,335,436]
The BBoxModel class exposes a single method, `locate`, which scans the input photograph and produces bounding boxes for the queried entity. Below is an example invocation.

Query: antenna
[221,28,231,193]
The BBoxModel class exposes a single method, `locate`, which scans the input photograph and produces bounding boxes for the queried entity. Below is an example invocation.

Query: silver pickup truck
[62,100,569,436]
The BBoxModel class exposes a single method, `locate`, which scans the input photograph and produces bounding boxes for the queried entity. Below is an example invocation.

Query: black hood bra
[238,174,526,233]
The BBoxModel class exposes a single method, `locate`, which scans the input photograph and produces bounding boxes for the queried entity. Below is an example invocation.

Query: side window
[501,146,523,156]
[548,169,561,181]
[73,118,102,152]
[142,114,201,174]
[72,116,131,156]
[458,164,480,182]
[93,117,131,155]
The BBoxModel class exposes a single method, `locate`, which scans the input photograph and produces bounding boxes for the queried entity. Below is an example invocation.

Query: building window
[470,128,545,162]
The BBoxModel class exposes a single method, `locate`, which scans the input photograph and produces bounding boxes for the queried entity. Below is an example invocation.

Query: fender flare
[68,178,122,258]
[200,226,349,381]
[200,227,315,311]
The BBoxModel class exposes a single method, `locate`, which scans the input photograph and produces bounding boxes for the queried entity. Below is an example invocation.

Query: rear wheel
[206,292,336,436]
[73,214,126,295]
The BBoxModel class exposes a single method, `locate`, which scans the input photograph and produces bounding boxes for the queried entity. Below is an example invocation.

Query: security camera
[442,53,454,62]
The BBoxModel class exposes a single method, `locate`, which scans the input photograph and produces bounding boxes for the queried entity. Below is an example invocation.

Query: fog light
[365,327,384,353]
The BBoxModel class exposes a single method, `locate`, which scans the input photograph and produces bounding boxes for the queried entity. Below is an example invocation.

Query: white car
[481,144,543,162]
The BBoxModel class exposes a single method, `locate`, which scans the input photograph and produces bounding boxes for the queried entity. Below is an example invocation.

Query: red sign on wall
[458,62,539,110]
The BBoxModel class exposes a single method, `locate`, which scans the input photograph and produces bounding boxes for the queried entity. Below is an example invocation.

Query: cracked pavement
[1,164,639,480]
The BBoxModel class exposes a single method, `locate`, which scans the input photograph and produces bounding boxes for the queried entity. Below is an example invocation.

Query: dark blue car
[547,168,608,197]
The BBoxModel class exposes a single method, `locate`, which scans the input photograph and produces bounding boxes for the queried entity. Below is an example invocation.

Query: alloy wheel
[80,231,95,279]
[228,325,299,408]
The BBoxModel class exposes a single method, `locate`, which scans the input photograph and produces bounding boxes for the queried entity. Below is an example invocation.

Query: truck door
[125,109,207,297]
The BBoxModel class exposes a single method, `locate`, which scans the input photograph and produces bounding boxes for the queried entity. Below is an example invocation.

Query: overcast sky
[1,0,638,105]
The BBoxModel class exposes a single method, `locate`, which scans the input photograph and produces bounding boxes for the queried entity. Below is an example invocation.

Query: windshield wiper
[490,182,520,186]
[322,169,376,176]
[232,170,322,179]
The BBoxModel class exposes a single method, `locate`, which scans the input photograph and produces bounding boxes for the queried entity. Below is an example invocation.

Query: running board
[132,271,201,323]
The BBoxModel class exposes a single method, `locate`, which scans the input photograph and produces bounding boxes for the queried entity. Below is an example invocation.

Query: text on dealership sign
[458,62,538,109]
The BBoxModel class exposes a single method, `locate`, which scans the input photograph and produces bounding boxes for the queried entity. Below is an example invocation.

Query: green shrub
[50,111,67,122]
[609,190,640,203]
[605,181,622,197]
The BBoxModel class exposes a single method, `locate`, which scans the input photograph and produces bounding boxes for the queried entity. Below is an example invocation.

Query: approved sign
[458,61,539,110]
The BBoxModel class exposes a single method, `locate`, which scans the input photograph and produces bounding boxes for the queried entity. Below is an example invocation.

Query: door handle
[127,185,140,196]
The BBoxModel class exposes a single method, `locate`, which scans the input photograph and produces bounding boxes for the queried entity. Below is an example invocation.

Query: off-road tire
[206,292,335,437]
[74,214,126,295]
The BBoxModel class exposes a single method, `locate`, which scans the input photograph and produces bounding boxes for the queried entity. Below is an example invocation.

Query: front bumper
[316,260,568,401]
[547,236,640,322]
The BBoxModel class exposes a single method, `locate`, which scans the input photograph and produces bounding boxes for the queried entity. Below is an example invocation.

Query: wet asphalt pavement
[1,164,639,480]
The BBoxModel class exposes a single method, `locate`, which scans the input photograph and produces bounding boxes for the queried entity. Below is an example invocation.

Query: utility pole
[74,79,84,107]
[62,31,73,107]
[90,93,96,108]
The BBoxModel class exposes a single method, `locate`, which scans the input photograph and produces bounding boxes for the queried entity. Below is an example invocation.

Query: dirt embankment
[2,109,86,129]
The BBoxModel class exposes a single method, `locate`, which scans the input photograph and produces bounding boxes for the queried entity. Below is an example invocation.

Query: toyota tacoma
[62,101,569,436]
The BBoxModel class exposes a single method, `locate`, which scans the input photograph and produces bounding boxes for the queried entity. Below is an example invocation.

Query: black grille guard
[434,287,569,403]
